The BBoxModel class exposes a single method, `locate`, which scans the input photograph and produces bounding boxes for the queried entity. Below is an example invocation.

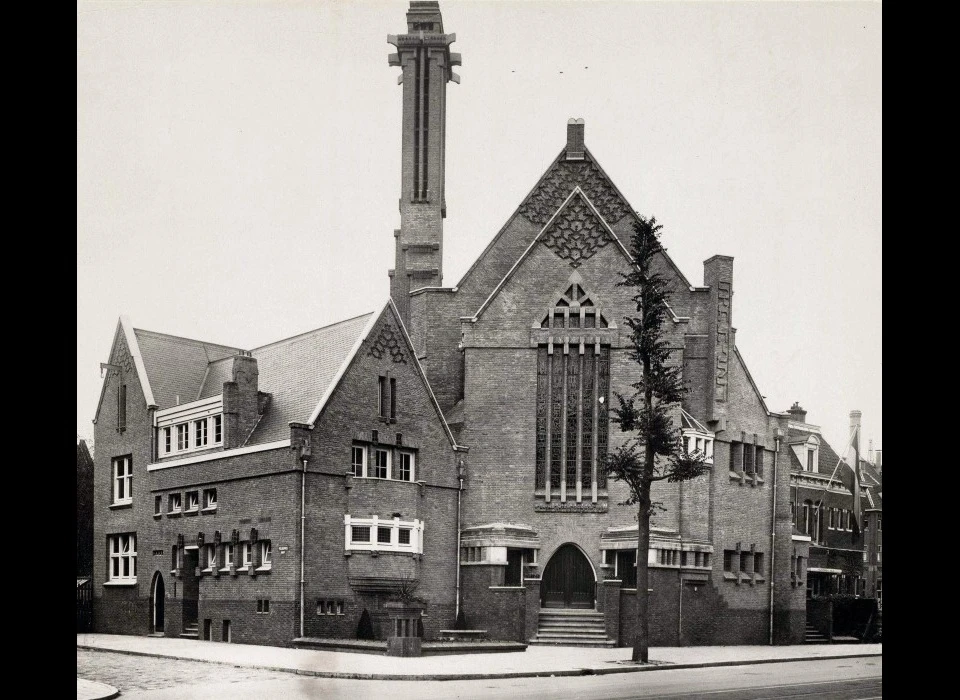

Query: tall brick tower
[387,1,461,324]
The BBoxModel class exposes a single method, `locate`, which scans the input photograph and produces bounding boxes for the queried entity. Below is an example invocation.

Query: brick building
[91,1,872,648]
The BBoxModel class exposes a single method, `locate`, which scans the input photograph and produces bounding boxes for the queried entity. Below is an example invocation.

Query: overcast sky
[77,0,882,456]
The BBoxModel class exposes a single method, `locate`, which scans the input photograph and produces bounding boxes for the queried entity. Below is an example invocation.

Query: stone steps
[179,622,199,640]
[531,609,614,648]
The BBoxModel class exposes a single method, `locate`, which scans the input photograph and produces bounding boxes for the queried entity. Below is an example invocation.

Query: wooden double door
[541,544,595,609]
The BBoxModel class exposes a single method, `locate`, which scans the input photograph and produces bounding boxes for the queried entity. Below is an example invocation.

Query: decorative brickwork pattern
[519,156,631,227]
[367,324,407,364]
[540,194,612,267]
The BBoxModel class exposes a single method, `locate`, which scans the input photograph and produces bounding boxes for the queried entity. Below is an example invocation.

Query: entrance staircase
[530,609,616,647]
[179,622,199,640]
[804,623,828,644]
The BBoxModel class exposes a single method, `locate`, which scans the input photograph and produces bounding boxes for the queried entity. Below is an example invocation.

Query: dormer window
[155,396,224,459]
[806,450,815,471]
[680,410,714,465]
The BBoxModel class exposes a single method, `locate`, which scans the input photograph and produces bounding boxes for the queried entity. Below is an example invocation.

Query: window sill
[184,509,199,516]
[104,580,137,587]
[202,567,213,574]
[167,511,182,518]
[237,566,250,572]
[255,565,272,572]
[154,513,162,519]
[723,572,737,580]
[109,501,133,510]
[201,506,218,513]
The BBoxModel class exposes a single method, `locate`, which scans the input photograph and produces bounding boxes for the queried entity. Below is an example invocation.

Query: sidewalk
[77,633,881,682]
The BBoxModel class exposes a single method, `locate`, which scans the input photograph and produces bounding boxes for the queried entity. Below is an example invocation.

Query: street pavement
[77,632,880,687]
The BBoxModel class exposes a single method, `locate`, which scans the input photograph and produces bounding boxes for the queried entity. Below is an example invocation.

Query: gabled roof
[245,312,375,444]
[134,328,241,409]
[470,187,683,324]
[453,145,695,296]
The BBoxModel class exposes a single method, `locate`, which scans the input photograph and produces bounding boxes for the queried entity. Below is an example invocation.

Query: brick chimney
[222,352,263,449]
[787,402,807,424]
[566,118,585,160]
[875,449,882,474]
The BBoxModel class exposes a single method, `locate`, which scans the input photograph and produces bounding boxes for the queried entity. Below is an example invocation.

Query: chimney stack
[787,401,807,424]
[868,439,874,462]
[566,118,585,160]
[875,449,882,474]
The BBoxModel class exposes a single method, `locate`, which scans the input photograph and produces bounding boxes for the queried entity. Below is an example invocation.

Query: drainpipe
[300,455,308,639]
[769,435,780,645]
[455,470,463,620]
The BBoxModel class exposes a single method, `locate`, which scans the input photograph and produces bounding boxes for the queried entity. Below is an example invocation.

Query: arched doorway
[541,544,595,609]
[151,572,165,633]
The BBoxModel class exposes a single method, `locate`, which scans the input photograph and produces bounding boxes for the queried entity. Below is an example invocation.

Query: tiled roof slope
[133,329,242,410]
[787,427,855,491]
[245,313,375,445]
[198,357,234,400]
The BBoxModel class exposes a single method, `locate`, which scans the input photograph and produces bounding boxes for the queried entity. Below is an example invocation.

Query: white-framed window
[240,542,252,569]
[108,533,137,583]
[177,423,189,451]
[680,410,715,465]
[162,427,172,454]
[344,515,424,554]
[257,541,272,571]
[203,543,217,572]
[168,493,182,514]
[373,448,390,479]
[213,414,223,444]
[397,451,414,482]
[203,488,217,510]
[185,491,199,512]
[195,419,208,448]
[112,456,132,504]
[221,543,234,570]
[351,446,366,477]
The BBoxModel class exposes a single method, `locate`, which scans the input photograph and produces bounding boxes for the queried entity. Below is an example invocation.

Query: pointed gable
[518,151,632,228]
[540,189,615,267]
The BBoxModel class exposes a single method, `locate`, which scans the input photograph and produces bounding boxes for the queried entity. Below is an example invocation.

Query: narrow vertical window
[162,427,171,455]
[390,377,397,419]
[755,446,764,477]
[351,446,365,477]
[177,424,189,451]
[213,414,223,444]
[807,449,815,472]
[397,452,413,481]
[378,376,387,418]
[118,384,127,432]
[112,456,132,504]
[374,449,389,479]
[194,419,208,448]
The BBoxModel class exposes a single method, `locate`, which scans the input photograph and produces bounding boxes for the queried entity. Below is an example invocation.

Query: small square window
[377,527,392,544]
[185,491,199,512]
[398,529,411,545]
[203,488,218,510]
[352,526,371,543]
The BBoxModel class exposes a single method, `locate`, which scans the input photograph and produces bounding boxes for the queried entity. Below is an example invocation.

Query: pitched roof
[244,313,375,444]
[133,329,241,409]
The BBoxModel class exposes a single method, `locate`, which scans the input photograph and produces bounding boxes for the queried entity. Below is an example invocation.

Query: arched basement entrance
[541,544,595,609]
[151,572,165,633]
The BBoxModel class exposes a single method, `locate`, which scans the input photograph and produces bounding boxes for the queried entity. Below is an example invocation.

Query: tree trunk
[633,495,652,662]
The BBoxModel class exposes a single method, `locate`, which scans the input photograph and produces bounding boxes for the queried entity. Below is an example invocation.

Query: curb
[78,645,882,682]
[77,678,121,700]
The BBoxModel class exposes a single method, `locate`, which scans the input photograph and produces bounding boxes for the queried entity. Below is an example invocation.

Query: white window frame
[112,456,133,505]
[168,493,182,514]
[107,533,137,584]
[351,445,366,477]
[203,543,217,572]
[344,515,424,554]
[397,451,415,482]
[194,418,208,448]
[257,541,272,571]
[373,448,390,479]
[185,491,199,512]
[221,543,234,571]
[156,397,224,457]
[239,542,252,570]
[202,488,217,511]
[682,431,714,464]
